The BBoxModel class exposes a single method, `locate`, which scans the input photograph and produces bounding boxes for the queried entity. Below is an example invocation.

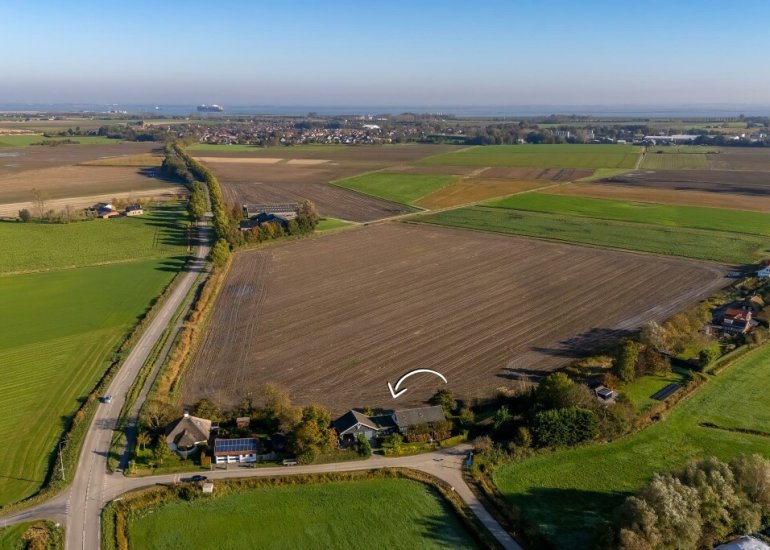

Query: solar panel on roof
[214,438,258,453]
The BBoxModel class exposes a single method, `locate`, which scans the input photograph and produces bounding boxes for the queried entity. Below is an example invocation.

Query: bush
[355,433,372,458]
[531,407,598,447]
[429,389,456,415]
[699,345,722,368]
[614,340,639,383]
[209,239,230,268]
[18,208,31,222]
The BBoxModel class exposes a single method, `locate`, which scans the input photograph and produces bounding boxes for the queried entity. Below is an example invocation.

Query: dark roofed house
[165,412,212,457]
[393,405,446,433]
[213,438,260,464]
[333,410,394,446]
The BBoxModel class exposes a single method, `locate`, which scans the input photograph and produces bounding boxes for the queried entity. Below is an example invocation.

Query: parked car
[190,475,208,482]
[102,395,112,404]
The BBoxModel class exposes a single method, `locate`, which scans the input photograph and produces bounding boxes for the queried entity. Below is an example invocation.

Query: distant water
[1,103,770,118]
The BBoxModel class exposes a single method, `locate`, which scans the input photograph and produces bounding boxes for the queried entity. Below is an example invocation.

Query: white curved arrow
[387,369,448,399]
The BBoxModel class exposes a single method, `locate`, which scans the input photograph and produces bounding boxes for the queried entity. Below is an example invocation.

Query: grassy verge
[0,520,63,550]
[417,206,768,264]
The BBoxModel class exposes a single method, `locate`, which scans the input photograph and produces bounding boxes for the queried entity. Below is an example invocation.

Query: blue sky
[2,1,769,105]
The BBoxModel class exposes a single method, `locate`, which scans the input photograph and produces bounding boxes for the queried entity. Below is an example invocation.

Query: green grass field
[126,478,477,549]
[0,203,189,275]
[334,172,457,205]
[488,193,770,237]
[0,135,119,148]
[0,203,189,506]
[419,206,768,264]
[492,344,770,548]
[0,261,178,505]
[418,144,641,169]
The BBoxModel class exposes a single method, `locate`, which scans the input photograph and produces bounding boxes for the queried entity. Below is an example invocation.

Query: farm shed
[165,413,212,457]
[213,438,260,464]
[125,204,143,216]
[393,405,446,432]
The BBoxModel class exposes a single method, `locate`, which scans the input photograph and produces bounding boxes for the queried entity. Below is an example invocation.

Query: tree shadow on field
[154,255,193,273]
[532,327,633,359]
[500,486,631,550]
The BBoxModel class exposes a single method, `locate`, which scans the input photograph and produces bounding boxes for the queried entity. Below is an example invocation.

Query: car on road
[101,395,112,404]
[184,475,207,482]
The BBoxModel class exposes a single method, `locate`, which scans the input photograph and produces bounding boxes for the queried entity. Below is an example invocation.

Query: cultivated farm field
[183,223,725,413]
[492,344,770,549]
[198,144,460,221]
[125,478,477,549]
[415,178,555,209]
[602,169,770,196]
[417,144,642,169]
[421,206,769,264]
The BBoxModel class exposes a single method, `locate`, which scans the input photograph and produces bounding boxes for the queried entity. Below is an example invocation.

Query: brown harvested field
[478,167,592,180]
[183,223,727,414]
[415,178,556,209]
[0,165,175,204]
[191,143,458,162]
[601,169,770,196]
[707,148,770,171]
[0,142,159,176]
[547,182,770,212]
[222,181,414,221]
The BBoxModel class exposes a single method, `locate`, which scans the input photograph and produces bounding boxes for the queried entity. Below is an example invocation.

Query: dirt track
[184,223,727,414]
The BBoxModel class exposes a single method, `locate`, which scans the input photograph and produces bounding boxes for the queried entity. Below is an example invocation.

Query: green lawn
[488,193,770,237]
[0,203,189,506]
[334,172,457,205]
[316,217,353,231]
[0,135,119,147]
[126,478,477,549]
[622,367,691,412]
[492,344,770,548]
[0,203,189,275]
[0,260,179,506]
[419,206,769,264]
[418,144,641,169]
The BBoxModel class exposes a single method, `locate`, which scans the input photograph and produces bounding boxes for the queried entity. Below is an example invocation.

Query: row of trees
[616,455,770,549]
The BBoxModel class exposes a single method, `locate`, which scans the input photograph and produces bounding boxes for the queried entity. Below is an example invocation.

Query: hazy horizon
[3,1,770,106]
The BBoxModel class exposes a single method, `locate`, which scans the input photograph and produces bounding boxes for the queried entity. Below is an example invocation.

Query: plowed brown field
[479,167,592,180]
[601,169,770,196]
[184,223,727,414]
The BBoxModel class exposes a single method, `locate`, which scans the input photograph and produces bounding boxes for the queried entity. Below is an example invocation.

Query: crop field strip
[487,193,770,237]
[546,181,770,212]
[332,172,458,205]
[0,142,157,176]
[183,223,725,414]
[416,144,642,169]
[600,168,770,196]
[419,206,768,264]
[492,341,770,549]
